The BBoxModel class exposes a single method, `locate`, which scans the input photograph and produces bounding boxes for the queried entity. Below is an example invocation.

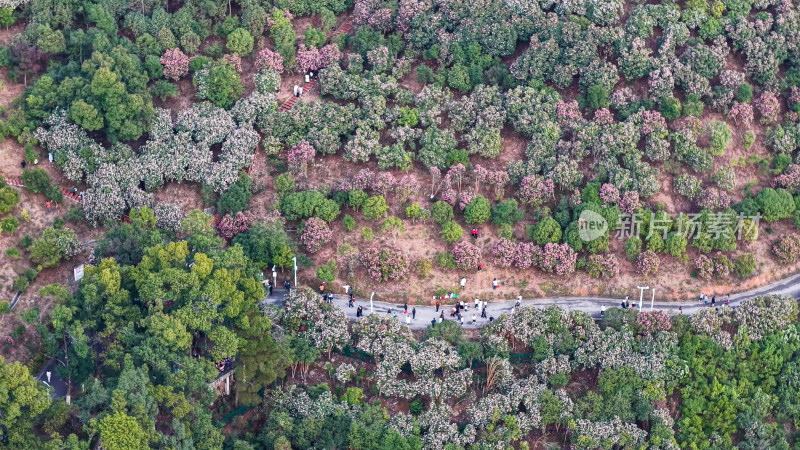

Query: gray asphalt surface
[263,272,800,330]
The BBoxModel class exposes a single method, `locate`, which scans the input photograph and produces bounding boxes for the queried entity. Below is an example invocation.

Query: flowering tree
[587,254,619,279]
[287,140,315,176]
[452,241,481,270]
[299,218,333,253]
[217,211,253,239]
[774,165,800,193]
[636,250,659,277]
[361,248,410,281]
[540,243,576,276]
[599,183,620,205]
[519,175,554,207]
[255,47,284,73]
[154,204,182,232]
[755,91,780,124]
[694,254,714,280]
[637,310,671,335]
[773,234,800,264]
[160,48,190,81]
[492,238,516,267]
[279,287,349,359]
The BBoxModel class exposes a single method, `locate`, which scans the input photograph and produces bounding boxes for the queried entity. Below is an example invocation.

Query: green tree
[217,173,252,215]
[530,216,562,245]
[464,195,491,224]
[0,187,19,214]
[431,201,454,225]
[491,199,524,225]
[756,188,795,222]
[440,220,464,243]
[70,99,104,131]
[235,312,288,405]
[362,196,388,221]
[0,356,52,447]
[316,260,339,284]
[196,62,243,109]
[98,412,150,450]
[226,28,254,56]
[21,168,52,194]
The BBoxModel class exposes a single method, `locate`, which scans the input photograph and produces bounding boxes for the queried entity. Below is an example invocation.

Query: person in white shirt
[461,277,467,289]
[600,304,606,317]
[406,314,411,326]
[474,298,480,309]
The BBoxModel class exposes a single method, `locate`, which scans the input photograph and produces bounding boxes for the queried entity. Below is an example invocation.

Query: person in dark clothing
[412,307,416,319]
[481,307,487,319]
[711,296,716,306]
[436,301,440,312]
[21,161,26,168]
[431,318,436,327]
[489,316,494,322]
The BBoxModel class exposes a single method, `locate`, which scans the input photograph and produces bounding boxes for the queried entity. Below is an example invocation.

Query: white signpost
[74,265,84,281]
[292,257,297,287]
[636,286,649,309]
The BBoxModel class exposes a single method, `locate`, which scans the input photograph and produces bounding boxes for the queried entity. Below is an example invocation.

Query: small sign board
[74,264,85,281]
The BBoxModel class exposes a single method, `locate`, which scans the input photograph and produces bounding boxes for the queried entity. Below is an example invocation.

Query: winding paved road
[262,272,800,330]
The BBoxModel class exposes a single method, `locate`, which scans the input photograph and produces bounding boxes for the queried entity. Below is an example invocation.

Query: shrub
[464,195,491,224]
[587,84,610,109]
[362,196,389,221]
[216,211,252,239]
[743,131,755,149]
[360,227,374,241]
[316,260,339,284]
[491,199,524,225]
[5,247,19,259]
[21,168,52,194]
[343,215,356,232]
[452,241,481,270]
[659,97,682,120]
[435,252,457,270]
[756,188,796,222]
[441,221,464,243]
[707,120,731,155]
[218,173,252,215]
[664,232,688,259]
[1,216,19,233]
[348,190,368,210]
[498,223,514,240]
[695,254,714,280]
[414,258,433,277]
[540,243,577,276]
[734,253,756,278]
[0,187,19,215]
[226,28,254,56]
[431,201,454,225]
[274,173,296,194]
[530,217,562,245]
[405,203,430,223]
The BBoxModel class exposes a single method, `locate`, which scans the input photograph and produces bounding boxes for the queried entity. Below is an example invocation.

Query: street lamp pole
[637,286,649,309]
[292,257,297,287]
[651,288,655,311]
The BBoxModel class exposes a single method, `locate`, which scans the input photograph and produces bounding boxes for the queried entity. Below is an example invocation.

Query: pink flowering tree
[586,254,619,279]
[599,183,620,205]
[255,47,284,73]
[519,175,554,207]
[296,44,342,72]
[160,48,190,81]
[636,250,660,277]
[222,53,242,73]
[728,102,754,126]
[637,310,672,335]
[361,248,410,281]
[492,238,516,267]
[694,254,714,280]
[540,243,576,276]
[772,234,800,264]
[755,91,780,124]
[618,191,641,215]
[217,211,253,239]
[452,241,481,270]
[287,140,315,176]
[774,164,800,193]
[300,217,333,253]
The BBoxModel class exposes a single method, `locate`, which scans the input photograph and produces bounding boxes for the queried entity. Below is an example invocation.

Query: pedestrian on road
[436,301,440,312]
[319,283,325,298]
[725,295,730,306]
[510,306,515,316]
[478,262,482,271]
[489,316,494,323]
[475,298,480,309]
[450,308,456,317]
[438,316,443,324]
[678,306,682,315]
[492,278,499,290]
[412,307,416,319]
[392,311,397,319]
[431,318,436,327]
[348,297,354,308]
[703,294,708,305]
[284,279,291,291]
[516,296,521,308]
[404,302,408,313]
[328,292,333,303]
[349,286,354,300]
[472,314,476,324]
[481,307,487,319]
[406,314,411,326]
[711,296,716,307]
[461,277,467,290]
[600,304,606,316]
[268,281,273,296]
